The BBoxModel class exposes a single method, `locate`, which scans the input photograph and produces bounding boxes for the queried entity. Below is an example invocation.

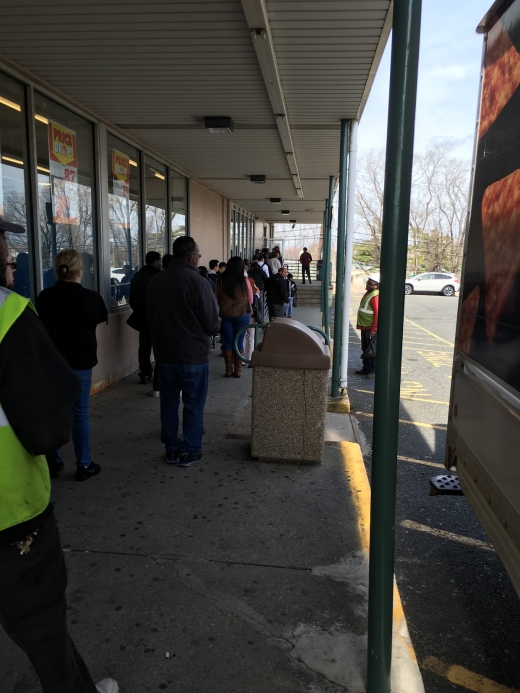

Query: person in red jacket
[355,273,379,379]
[299,247,313,284]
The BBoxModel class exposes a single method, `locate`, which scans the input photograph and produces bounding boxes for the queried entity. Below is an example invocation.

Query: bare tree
[354,141,469,274]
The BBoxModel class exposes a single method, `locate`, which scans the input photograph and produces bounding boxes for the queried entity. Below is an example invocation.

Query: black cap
[0,216,25,234]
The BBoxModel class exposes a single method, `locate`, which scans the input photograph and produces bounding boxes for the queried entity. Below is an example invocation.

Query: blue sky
[358,0,493,160]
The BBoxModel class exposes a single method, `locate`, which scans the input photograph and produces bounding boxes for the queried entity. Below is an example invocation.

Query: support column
[367,1,422,692]
[321,205,329,335]
[340,119,359,387]
[323,175,335,339]
[330,119,349,398]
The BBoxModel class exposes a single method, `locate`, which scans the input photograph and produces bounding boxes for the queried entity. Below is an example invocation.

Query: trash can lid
[251,318,330,370]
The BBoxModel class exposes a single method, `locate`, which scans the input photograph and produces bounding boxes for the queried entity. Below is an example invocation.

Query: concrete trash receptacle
[250,318,331,463]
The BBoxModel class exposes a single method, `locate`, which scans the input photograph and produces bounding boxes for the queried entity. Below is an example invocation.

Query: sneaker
[76,462,101,482]
[148,390,160,398]
[139,375,151,385]
[165,448,181,464]
[48,462,64,479]
[96,679,119,693]
[178,452,203,467]
[366,373,375,379]
[355,369,368,375]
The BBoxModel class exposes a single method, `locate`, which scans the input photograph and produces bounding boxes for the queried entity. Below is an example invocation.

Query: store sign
[112,149,130,199]
[47,121,79,224]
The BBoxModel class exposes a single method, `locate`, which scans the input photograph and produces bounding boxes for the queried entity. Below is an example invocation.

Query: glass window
[34,93,96,292]
[171,169,187,246]
[107,134,140,309]
[0,72,30,298]
[145,156,167,256]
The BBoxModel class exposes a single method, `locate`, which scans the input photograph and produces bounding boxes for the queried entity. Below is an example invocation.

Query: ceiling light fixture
[37,165,50,174]
[269,198,281,204]
[204,116,234,134]
[129,159,138,167]
[0,96,21,112]
[290,220,296,223]
[250,175,266,184]
[2,155,23,166]
[281,210,290,215]
[35,114,49,124]
[250,28,267,40]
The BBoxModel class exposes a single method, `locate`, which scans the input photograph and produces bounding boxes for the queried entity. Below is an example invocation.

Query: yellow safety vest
[357,289,379,328]
[0,287,50,532]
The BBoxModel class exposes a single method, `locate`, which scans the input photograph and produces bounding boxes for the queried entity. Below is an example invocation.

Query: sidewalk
[1,306,423,693]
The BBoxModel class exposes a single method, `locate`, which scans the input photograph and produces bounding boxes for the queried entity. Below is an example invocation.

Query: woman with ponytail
[36,249,108,481]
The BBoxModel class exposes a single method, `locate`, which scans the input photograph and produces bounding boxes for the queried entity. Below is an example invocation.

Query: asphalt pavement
[346,292,520,693]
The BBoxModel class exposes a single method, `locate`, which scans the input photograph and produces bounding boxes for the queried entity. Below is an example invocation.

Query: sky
[358,0,493,160]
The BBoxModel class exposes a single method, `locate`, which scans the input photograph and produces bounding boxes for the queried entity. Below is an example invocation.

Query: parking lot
[347,292,520,693]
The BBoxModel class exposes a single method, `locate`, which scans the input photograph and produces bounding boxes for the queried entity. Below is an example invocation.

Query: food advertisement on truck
[459,0,520,393]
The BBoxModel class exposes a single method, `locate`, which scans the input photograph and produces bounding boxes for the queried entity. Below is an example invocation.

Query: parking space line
[354,389,449,405]
[355,412,447,430]
[404,317,454,347]
[400,520,495,552]
[421,656,518,692]
[397,455,444,469]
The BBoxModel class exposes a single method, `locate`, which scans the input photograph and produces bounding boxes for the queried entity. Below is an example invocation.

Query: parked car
[405,272,459,296]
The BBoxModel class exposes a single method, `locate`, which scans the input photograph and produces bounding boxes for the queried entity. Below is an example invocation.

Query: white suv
[405,272,459,297]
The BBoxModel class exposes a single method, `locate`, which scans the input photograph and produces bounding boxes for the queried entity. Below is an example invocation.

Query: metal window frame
[23,84,41,300]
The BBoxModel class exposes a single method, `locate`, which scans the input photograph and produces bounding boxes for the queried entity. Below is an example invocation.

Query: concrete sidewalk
[2,308,423,693]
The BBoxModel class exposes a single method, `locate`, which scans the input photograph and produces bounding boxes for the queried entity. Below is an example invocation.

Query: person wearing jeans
[147,236,220,467]
[216,257,253,378]
[46,368,93,469]
[157,362,209,457]
[36,249,108,481]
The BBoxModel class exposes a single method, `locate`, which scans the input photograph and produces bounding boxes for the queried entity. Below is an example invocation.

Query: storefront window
[34,93,96,292]
[145,156,167,256]
[107,134,140,309]
[0,72,30,297]
[171,169,187,246]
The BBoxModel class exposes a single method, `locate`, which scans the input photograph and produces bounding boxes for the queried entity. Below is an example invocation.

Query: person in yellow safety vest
[0,218,118,693]
[355,273,380,380]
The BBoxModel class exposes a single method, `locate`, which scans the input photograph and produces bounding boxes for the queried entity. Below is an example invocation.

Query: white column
[340,119,359,387]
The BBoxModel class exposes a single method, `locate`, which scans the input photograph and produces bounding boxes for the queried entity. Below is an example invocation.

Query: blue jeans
[157,362,209,455]
[47,369,92,468]
[221,314,250,351]
[284,298,293,317]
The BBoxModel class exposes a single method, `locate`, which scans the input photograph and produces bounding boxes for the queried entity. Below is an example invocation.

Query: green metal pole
[321,205,329,335]
[325,176,334,340]
[331,119,349,397]
[367,1,422,692]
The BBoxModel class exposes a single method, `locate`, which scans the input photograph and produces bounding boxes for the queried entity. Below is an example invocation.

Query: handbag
[362,333,377,360]
[292,296,298,308]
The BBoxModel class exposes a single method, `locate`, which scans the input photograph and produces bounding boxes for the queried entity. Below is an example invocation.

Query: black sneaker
[48,462,64,479]
[139,375,151,384]
[76,462,101,481]
[178,452,203,468]
[165,448,181,464]
[355,369,368,375]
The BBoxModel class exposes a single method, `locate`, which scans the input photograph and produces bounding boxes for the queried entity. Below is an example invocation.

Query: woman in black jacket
[36,249,108,481]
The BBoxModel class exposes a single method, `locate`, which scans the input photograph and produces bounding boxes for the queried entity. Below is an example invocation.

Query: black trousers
[138,326,153,379]
[302,265,311,283]
[361,329,376,373]
[0,514,97,693]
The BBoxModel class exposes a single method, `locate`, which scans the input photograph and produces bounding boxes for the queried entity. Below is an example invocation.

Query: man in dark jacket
[267,266,289,319]
[129,251,162,386]
[0,220,118,693]
[147,236,220,467]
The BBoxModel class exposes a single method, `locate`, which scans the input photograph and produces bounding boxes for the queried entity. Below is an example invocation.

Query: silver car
[405,272,459,296]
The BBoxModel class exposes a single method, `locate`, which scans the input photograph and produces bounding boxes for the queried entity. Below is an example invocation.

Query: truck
[446,0,520,597]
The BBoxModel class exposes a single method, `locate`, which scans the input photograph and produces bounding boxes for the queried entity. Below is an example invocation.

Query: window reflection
[107,135,140,309]
[171,169,187,244]
[34,94,96,292]
[145,156,167,256]
[0,73,30,297]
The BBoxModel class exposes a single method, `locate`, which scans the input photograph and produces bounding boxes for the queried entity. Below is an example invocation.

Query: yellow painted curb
[327,399,351,414]
[339,441,425,693]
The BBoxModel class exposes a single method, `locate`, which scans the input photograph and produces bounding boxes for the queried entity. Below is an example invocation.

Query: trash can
[316,258,323,281]
[250,319,331,463]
